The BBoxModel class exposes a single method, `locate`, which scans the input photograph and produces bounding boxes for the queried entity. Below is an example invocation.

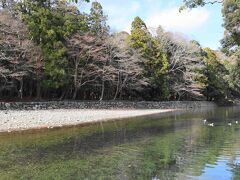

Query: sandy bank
[0,109,176,133]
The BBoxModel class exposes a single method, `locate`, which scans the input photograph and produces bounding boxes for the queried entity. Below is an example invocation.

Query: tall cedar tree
[129,17,170,100]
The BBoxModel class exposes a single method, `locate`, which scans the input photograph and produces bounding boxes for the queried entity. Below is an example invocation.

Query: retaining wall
[0,101,217,110]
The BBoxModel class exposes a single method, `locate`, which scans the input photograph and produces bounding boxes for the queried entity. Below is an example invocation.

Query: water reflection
[0,107,240,179]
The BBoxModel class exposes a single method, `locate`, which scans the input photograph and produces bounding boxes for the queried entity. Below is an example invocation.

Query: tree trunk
[100,81,105,101]
[113,72,120,100]
[19,79,23,99]
[73,87,78,100]
[36,78,41,100]
[60,88,66,100]
[73,58,79,100]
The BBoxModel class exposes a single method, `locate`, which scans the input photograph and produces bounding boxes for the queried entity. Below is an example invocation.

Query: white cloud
[123,24,131,33]
[102,1,141,33]
[145,7,209,32]
[131,1,141,13]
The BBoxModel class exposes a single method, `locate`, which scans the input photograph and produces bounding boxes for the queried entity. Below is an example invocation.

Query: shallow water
[0,107,240,180]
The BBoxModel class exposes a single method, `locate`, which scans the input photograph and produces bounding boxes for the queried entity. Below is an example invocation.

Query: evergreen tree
[203,48,229,101]
[181,0,240,99]
[129,16,150,51]
[221,0,240,97]
[88,1,109,36]
[221,0,240,54]
[18,0,88,89]
[129,17,170,100]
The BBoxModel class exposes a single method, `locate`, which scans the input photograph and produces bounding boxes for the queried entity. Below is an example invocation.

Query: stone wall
[0,101,217,110]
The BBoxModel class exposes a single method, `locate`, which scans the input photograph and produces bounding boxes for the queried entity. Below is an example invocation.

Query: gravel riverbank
[0,109,175,132]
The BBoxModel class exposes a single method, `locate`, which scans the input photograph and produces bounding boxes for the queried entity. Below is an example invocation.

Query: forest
[0,0,239,102]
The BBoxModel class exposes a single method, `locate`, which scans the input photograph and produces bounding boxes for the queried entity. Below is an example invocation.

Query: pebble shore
[0,109,175,132]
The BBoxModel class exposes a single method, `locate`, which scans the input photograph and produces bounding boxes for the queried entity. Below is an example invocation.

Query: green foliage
[202,48,229,100]
[227,48,240,94]
[18,0,88,88]
[129,17,170,100]
[69,0,90,3]
[129,16,150,50]
[181,0,223,9]
[221,0,240,54]
[145,41,170,100]
[88,1,109,36]
[221,0,240,96]
[0,0,239,100]
[179,0,239,100]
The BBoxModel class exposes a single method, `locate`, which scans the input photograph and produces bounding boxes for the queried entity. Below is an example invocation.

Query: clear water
[0,107,240,180]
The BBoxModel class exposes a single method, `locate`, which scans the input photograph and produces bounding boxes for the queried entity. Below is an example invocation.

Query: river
[0,107,239,179]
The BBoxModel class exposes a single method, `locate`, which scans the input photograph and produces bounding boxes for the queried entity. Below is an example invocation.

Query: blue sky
[80,0,224,50]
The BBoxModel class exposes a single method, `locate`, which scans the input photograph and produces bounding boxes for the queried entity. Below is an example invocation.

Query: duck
[228,122,232,126]
[236,121,238,124]
[203,119,207,125]
[208,123,214,127]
